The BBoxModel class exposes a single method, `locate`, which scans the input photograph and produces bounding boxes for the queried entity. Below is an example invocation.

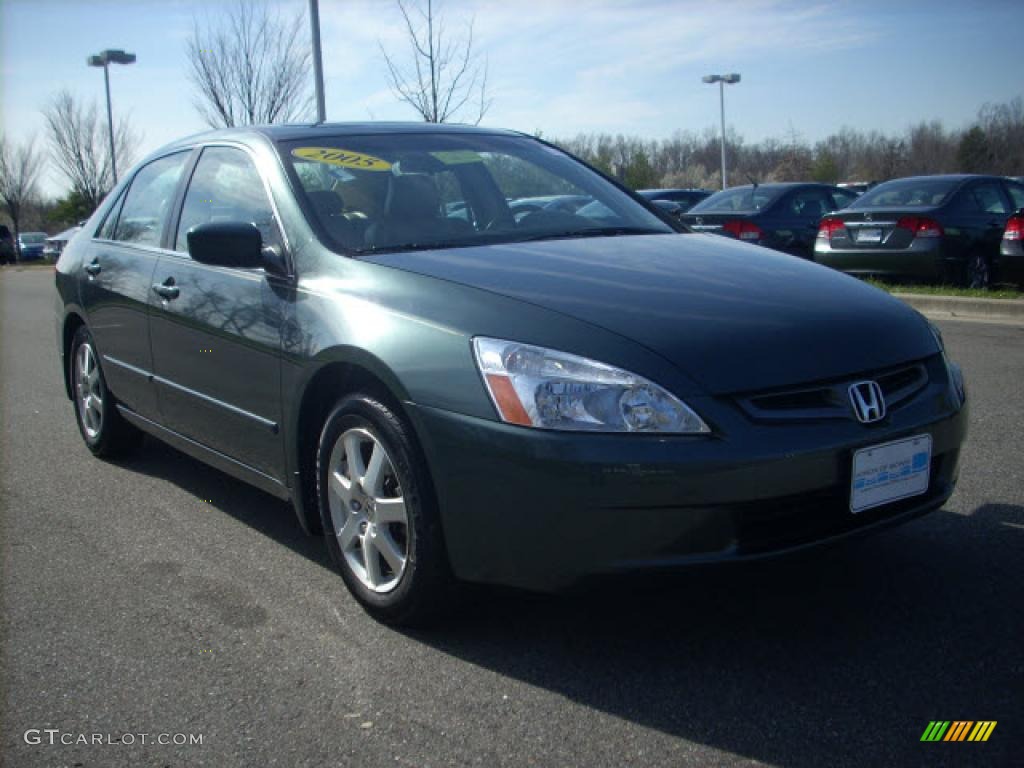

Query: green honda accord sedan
[55,123,968,624]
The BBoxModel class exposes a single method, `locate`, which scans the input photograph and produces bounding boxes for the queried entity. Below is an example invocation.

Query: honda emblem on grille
[694,217,703,225]
[849,380,886,424]
[864,213,873,222]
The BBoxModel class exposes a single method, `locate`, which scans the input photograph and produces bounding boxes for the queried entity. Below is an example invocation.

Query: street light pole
[309,0,327,123]
[88,49,136,185]
[102,64,116,183]
[702,73,741,189]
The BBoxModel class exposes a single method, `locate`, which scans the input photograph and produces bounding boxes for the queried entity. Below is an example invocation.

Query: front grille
[738,361,929,423]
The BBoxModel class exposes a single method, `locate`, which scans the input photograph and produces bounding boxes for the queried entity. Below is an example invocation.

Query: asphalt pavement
[2,267,1021,767]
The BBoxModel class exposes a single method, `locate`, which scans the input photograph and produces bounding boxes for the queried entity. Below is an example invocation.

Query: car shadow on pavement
[122,436,333,571]
[407,504,1022,768]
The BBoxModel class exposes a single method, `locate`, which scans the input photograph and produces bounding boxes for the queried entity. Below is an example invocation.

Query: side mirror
[187,221,263,269]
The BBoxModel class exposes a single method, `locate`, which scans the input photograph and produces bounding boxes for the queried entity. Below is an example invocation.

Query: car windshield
[20,233,46,244]
[281,133,672,254]
[851,178,958,208]
[688,186,782,213]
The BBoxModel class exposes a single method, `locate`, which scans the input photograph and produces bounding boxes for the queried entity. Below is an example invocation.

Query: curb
[893,292,1024,321]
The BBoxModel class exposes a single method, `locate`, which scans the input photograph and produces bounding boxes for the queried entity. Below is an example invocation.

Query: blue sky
[2,0,1022,196]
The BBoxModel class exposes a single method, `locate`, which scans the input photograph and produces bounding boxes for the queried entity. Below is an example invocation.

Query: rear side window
[175,146,282,254]
[1002,182,1024,211]
[960,182,1009,215]
[114,152,190,247]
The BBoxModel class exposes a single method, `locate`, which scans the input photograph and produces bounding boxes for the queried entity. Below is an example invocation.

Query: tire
[966,252,991,289]
[70,326,142,458]
[316,393,455,625]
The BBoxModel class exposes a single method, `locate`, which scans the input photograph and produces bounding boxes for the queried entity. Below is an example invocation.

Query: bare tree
[186,1,312,128]
[0,135,45,261]
[380,0,491,124]
[42,90,139,211]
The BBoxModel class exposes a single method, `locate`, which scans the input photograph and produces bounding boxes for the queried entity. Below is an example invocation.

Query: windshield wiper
[510,226,667,243]
[352,239,487,256]
[351,227,667,255]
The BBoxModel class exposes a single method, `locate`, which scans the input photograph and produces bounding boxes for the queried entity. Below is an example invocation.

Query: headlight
[472,337,710,434]
[927,320,966,404]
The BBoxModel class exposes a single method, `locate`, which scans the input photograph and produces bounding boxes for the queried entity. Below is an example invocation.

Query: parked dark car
[814,174,1024,288]
[507,194,593,221]
[997,208,1024,286]
[681,182,858,258]
[637,188,712,213]
[17,231,47,260]
[56,123,967,625]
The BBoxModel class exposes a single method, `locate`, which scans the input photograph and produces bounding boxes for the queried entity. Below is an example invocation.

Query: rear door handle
[84,259,101,276]
[152,278,180,301]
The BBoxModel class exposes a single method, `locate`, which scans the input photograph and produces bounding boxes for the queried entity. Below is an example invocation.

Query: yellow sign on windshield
[292,147,392,171]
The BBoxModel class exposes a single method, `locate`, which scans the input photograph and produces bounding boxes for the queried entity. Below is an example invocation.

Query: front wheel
[316,394,455,625]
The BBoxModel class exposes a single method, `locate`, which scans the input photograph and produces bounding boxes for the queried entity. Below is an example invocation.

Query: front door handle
[84,259,101,276]
[152,278,180,301]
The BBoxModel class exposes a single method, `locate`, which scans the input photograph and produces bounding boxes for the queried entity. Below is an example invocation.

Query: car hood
[364,233,936,394]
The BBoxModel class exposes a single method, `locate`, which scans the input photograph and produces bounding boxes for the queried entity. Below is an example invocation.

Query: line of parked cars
[668,174,1022,289]
[814,175,1024,288]
[680,182,860,259]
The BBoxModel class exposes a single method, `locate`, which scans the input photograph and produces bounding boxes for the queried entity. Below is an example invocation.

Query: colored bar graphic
[921,721,950,741]
[921,721,996,742]
[944,721,972,741]
[968,722,997,742]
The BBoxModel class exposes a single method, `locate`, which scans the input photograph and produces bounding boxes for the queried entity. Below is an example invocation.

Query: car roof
[879,174,997,184]
[713,183,834,193]
[163,121,522,148]
[638,188,709,194]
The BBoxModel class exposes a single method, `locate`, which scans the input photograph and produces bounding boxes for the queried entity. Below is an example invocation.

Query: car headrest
[385,174,441,220]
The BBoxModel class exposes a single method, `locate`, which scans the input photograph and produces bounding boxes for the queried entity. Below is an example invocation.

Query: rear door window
[786,189,833,219]
[113,152,190,247]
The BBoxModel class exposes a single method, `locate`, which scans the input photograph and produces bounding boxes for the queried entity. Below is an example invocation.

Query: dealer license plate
[850,434,931,513]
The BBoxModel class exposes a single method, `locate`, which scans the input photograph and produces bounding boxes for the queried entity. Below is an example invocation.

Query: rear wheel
[966,252,991,289]
[317,393,454,625]
[70,326,142,457]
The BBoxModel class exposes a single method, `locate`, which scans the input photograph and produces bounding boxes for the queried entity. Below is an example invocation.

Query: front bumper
[408,375,967,591]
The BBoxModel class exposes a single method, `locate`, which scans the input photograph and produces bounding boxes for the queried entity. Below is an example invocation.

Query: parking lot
[1,266,1020,767]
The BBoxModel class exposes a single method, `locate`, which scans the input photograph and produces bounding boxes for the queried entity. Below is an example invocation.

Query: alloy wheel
[326,427,409,593]
[75,341,104,440]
